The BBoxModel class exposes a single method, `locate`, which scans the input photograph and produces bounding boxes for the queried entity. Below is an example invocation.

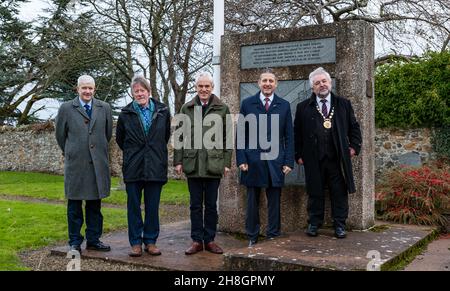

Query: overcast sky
[19,0,49,22]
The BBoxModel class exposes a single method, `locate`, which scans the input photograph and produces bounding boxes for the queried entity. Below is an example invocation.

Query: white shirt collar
[79,97,93,108]
[260,92,274,104]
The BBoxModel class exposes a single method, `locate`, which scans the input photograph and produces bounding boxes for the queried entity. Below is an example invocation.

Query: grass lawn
[0,199,128,271]
[0,171,189,205]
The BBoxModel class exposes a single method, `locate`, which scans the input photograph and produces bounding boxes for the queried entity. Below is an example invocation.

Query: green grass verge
[0,171,189,205]
[0,199,128,271]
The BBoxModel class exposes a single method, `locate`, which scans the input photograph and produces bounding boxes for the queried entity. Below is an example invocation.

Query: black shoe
[86,241,111,252]
[69,245,82,255]
[306,224,319,237]
[334,227,346,239]
[248,239,258,247]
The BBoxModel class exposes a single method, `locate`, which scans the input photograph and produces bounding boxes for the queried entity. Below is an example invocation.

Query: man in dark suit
[294,67,362,238]
[236,69,295,247]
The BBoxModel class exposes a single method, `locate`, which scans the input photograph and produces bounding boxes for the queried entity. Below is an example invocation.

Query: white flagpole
[213,1,224,219]
[213,0,224,96]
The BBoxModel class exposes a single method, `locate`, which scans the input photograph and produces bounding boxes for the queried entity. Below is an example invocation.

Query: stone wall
[375,128,434,176]
[0,122,177,179]
[0,124,435,181]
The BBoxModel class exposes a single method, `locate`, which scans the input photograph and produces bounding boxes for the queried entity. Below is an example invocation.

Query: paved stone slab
[51,221,435,271]
[224,223,435,271]
[404,234,450,271]
[51,220,247,271]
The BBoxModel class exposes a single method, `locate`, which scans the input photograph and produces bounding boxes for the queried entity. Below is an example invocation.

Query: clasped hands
[239,164,292,175]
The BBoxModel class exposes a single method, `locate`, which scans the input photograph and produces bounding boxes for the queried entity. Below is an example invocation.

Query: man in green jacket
[174,72,231,255]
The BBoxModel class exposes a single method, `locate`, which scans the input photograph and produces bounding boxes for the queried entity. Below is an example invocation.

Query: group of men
[55,67,361,256]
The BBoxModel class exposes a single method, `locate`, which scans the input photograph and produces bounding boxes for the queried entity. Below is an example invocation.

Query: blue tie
[84,104,91,118]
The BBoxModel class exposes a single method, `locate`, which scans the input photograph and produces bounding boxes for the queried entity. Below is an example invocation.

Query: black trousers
[307,157,348,228]
[187,178,221,244]
[67,199,103,246]
[246,186,281,241]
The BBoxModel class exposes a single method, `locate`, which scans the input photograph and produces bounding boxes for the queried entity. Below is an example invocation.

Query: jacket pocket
[206,150,224,175]
[182,149,198,174]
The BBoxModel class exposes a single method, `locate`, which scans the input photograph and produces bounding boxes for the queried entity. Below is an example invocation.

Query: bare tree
[225,0,450,61]
[84,0,212,114]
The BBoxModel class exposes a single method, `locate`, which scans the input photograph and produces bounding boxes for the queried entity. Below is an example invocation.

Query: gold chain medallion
[316,102,334,129]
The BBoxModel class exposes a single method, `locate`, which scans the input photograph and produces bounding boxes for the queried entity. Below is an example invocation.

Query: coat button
[90,144,94,149]
[85,120,89,124]
[89,161,93,164]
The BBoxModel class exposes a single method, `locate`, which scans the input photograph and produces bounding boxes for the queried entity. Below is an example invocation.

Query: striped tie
[320,99,328,117]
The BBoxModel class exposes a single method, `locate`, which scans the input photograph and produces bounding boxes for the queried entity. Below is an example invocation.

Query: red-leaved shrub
[376,162,450,229]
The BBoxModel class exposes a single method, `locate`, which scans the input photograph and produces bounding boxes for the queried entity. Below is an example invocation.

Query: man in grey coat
[55,75,113,254]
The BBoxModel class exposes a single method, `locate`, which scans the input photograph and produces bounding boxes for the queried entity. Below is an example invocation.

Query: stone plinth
[219,21,375,233]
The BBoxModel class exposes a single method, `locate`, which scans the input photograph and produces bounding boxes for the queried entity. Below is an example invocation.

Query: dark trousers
[307,157,348,228]
[67,199,103,246]
[246,187,281,241]
[126,181,163,246]
[187,178,221,244]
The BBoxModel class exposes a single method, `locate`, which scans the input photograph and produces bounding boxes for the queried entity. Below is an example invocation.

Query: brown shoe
[205,241,223,254]
[185,241,203,255]
[128,245,142,257]
[145,244,162,256]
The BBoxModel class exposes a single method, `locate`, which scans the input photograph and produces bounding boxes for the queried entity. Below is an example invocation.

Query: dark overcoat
[55,98,113,200]
[293,93,362,194]
[236,92,295,188]
[115,99,171,183]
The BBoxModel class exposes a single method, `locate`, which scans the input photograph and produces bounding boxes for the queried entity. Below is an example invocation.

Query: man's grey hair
[131,75,151,93]
[259,68,278,81]
[195,71,214,86]
[78,75,95,87]
[309,67,331,87]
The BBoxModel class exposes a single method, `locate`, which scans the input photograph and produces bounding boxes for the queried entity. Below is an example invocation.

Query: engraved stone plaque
[241,38,336,69]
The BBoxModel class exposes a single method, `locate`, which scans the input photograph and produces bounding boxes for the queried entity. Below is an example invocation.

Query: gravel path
[19,246,158,271]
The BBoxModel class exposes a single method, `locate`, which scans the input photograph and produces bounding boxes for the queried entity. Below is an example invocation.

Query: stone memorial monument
[219,21,375,233]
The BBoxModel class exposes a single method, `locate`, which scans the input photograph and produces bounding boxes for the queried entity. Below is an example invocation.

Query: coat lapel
[267,94,282,113]
[72,98,90,120]
[89,98,103,131]
[250,92,265,113]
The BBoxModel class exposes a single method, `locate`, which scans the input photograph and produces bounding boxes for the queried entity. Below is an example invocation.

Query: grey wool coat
[55,97,113,200]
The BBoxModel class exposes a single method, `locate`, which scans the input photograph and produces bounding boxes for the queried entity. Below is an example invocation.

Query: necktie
[264,97,270,112]
[320,99,328,117]
[84,104,91,118]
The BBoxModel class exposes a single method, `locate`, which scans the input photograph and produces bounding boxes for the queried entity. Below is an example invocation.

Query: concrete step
[51,221,436,271]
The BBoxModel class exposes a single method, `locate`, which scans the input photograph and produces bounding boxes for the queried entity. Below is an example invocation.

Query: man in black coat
[294,67,362,238]
[116,75,171,257]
